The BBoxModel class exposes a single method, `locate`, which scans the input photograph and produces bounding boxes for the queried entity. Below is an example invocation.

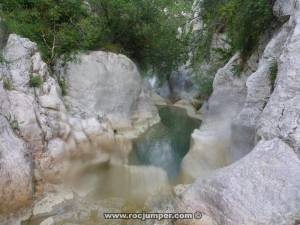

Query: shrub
[231,63,244,77]
[197,76,214,99]
[0,53,5,63]
[0,0,191,78]
[269,59,278,91]
[3,77,13,90]
[4,113,22,133]
[58,77,68,96]
[192,62,222,99]
[195,0,273,62]
[29,74,43,88]
[102,43,123,54]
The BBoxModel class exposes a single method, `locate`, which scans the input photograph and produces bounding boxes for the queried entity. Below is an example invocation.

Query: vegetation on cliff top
[191,0,274,98]
[195,0,274,62]
[0,0,191,78]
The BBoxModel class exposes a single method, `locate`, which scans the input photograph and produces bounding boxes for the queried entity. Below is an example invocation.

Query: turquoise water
[25,106,200,225]
[130,106,201,179]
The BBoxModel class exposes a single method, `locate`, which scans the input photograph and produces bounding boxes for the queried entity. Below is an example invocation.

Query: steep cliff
[180,0,300,224]
[0,33,159,217]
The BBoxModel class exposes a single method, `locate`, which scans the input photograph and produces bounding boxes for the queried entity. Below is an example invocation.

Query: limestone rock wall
[0,33,158,215]
[57,51,158,129]
[180,1,300,224]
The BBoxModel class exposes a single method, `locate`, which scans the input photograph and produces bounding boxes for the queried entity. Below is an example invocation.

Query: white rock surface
[231,22,291,161]
[258,2,300,157]
[59,51,158,129]
[181,53,257,179]
[181,2,300,225]
[0,115,33,213]
[273,0,295,20]
[0,34,159,216]
[181,139,300,225]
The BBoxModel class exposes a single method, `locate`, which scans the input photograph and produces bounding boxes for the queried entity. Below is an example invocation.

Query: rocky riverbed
[1,0,300,225]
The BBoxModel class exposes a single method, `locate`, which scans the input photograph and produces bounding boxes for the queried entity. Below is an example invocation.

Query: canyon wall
[179,1,300,224]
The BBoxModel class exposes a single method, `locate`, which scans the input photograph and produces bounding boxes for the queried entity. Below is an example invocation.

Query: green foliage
[231,63,244,77]
[190,0,273,99]
[269,59,278,91]
[0,0,191,78]
[0,0,93,66]
[192,62,222,99]
[196,76,214,99]
[3,77,13,90]
[88,0,191,78]
[102,43,123,54]
[0,53,5,63]
[4,113,22,132]
[29,74,43,88]
[58,77,68,96]
[212,45,235,65]
[196,0,273,61]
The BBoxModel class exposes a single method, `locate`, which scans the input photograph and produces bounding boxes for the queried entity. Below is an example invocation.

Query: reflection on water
[130,106,201,179]
[25,106,200,225]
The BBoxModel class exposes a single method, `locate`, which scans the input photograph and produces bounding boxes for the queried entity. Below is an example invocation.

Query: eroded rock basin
[131,106,201,179]
[24,106,200,225]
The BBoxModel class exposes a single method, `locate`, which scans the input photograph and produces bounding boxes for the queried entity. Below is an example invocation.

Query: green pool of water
[130,106,201,179]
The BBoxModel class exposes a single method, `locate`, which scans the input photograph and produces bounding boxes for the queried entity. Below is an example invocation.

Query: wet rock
[33,189,74,216]
[40,217,54,225]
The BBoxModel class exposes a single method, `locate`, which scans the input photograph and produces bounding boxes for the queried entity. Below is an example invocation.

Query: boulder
[0,115,33,213]
[59,51,158,129]
[0,34,64,152]
[0,89,46,152]
[181,53,256,180]
[180,139,300,225]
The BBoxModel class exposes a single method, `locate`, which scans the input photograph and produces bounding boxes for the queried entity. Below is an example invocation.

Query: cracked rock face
[0,115,33,213]
[181,139,300,225]
[258,3,300,157]
[231,21,292,161]
[0,33,158,216]
[180,1,300,224]
[58,51,158,129]
[181,53,257,179]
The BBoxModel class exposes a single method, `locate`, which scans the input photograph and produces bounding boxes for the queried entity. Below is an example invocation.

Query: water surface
[24,105,200,225]
[130,106,201,179]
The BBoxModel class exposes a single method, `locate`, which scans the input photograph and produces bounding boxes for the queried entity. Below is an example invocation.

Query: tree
[0,0,192,79]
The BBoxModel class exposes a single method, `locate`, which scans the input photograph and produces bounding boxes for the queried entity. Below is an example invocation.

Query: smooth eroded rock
[60,51,149,128]
[181,139,300,225]
[0,115,33,213]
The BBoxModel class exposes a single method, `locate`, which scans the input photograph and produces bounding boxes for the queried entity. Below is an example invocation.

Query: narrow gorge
[0,0,300,225]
